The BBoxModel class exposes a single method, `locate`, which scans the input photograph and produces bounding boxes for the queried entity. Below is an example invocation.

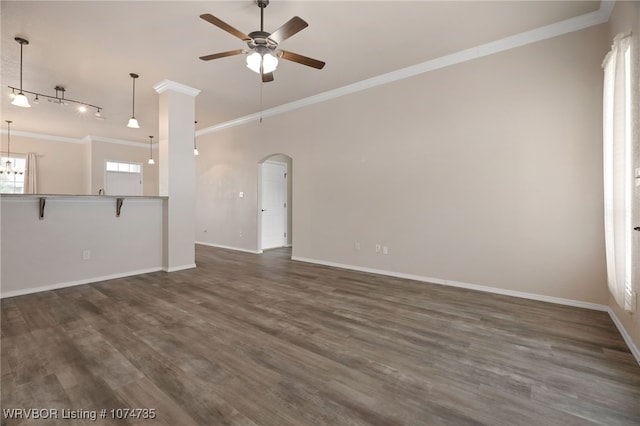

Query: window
[106,161,141,173]
[602,33,634,312]
[0,156,26,193]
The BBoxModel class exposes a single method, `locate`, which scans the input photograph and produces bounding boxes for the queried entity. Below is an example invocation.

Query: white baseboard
[196,241,262,254]
[163,263,197,273]
[0,267,164,299]
[291,256,608,312]
[607,308,640,365]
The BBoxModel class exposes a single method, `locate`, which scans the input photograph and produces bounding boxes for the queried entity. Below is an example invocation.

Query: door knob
[635,227,640,231]
[261,209,267,212]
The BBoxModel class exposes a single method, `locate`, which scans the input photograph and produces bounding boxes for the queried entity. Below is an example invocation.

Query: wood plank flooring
[2,245,640,425]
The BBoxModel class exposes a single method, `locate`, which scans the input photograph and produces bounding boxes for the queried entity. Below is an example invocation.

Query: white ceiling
[1,1,602,143]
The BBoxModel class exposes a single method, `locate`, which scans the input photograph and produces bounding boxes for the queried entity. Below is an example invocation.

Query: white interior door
[105,171,142,195]
[261,161,286,250]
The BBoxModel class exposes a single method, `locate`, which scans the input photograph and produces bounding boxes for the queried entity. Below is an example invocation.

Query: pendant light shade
[11,37,31,108]
[12,93,30,108]
[148,135,155,165]
[127,73,140,128]
[128,117,140,129]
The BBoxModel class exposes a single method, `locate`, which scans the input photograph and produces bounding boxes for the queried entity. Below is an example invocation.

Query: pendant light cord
[131,77,136,117]
[6,121,11,156]
[19,44,23,92]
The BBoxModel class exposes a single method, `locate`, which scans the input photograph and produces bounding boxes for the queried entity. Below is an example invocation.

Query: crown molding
[153,79,201,97]
[88,135,156,148]
[0,129,152,148]
[1,129,86,144]
[198,1,613,137]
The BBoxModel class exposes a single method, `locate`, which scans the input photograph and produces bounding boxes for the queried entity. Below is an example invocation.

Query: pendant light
[148,136,155,165]
[2,121,14,173]
[193,120,199,156]
[11,37,31,108]
[1,120,23,175]
[127,73,140,128]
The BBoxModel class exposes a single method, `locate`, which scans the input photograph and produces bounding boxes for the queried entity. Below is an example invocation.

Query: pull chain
[260,80,263,123]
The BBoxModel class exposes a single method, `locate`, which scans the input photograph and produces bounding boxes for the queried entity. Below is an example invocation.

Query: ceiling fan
[199,0,325,83]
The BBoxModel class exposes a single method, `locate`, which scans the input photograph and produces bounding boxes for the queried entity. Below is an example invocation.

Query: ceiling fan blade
[267,16,308,45]
[279,50,325,70]
[262,72,274,83]
[199,49,245,61]
[200,13,251,41]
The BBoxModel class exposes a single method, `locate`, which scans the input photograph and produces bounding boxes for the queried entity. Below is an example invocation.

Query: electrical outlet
[240,230,243,237]
[375,244,381,253]
[354,241,361,251]
[382,246,389,255]
[82,250,91,260]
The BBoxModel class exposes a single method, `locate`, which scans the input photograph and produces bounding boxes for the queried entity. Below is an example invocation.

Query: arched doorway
[258,154,292,251]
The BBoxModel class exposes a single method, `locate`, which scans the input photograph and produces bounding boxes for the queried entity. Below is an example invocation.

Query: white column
[153,80,200,272]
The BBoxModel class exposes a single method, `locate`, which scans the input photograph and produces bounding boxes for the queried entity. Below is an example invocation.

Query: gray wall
[195,24,609,305]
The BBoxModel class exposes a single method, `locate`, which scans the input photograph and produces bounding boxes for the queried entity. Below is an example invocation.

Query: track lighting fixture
[127,73,140,129]
[7,37,103,117]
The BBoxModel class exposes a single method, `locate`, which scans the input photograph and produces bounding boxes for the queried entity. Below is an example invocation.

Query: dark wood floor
[2,245,640,426]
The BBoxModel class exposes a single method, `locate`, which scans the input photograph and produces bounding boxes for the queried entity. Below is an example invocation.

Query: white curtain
[602,33,633,312]
[25,152,37,194]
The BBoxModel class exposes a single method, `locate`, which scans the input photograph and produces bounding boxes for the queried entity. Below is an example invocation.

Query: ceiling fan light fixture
[246,51,262,73]
[263,52,278,73]
[199,3,323,81]
[246,50,278,74]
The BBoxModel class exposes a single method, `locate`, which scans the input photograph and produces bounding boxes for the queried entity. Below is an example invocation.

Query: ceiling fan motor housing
[248,31,277,50]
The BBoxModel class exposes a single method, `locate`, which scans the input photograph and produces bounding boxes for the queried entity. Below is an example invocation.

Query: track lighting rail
[7,85,103,114]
